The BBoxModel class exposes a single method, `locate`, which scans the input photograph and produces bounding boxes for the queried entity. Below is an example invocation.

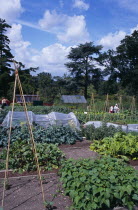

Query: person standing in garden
[109,106,114,113]
[114,104,120,113]
[1,97,7,109]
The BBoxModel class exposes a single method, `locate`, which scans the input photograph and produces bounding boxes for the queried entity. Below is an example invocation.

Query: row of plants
[0,124,82,147]
[0,109,8,124]
[1,139,137,209]
[82,122,123,140]
[59,156,138,210]
[0,119,137,209]
[0,139,65,172]
[90,132,138,161]
[5,105,72,114]
[1,106,138,125]
[76,111,138,124]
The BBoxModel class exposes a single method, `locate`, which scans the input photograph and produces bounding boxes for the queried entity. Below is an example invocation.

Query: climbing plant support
[1,61,45,208]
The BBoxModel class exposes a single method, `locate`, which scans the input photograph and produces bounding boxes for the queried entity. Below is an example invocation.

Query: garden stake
[119,95,123,113]
[89,93,96,121]
[2,70,17,207]
[130,96,136,122]
[104,93,109,113]
[1,61,45,208]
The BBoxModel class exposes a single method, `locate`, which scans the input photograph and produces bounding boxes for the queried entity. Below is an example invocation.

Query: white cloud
[0,0,23,23]
[38,10,90,44]
[98,31,126,50]
[57,15,89,43]
[8,24,31,63]
[99,24,138,50]
[7,24,71,75]
[73,0,89,10]
[31,43,71,75]
[130,24,138,33]
[38,10,65,33]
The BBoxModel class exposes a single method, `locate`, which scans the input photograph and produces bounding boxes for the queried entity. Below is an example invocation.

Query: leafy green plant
[75,111,138,124]
[44,201,54,210]
[0,139,65,172]
[82,122,122,140]
[90,132,138,160]
[60,156,138,210]
[0,124,82,147]
[0,108,8,123]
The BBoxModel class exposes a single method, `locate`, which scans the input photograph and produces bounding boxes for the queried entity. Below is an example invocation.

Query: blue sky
[0,0,138,76]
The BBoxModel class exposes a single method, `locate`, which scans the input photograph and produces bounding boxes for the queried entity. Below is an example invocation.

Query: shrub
[90,132,138,160]
[0,139,65,172]
[60,156,138,210]
[82,122,122,140]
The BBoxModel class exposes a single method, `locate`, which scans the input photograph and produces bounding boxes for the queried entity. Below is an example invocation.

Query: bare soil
[0,140,137,210]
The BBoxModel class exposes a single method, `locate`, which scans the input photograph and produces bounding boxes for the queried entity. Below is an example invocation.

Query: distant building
[16,95,40,103]
[61,95,87,104]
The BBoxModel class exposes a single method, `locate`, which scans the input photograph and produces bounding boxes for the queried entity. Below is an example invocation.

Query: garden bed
[0,140,138,210]
[0,173,72,210]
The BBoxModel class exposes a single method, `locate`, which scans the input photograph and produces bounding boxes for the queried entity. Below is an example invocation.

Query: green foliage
[75,111,138,124]
[65,42,103,98]
[6,105,72,114]
[90,132,138,160]
[60,156,138,210]
[82,122,122,140]
[37,72,58,103]
[33,125,82,145]
[0,18,14,97]
[0,124,82,147]
[0,108,8,123]
[0,139,65,172]
[101,30,138,96]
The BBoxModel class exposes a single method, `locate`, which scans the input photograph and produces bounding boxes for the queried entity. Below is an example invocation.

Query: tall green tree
[54,74,80,95]
[37,72,58,103]
[16,62,39,94]
[65,42,102,98]
[0,18,14,97]
[101,30,138,96]
[6,62,39,99]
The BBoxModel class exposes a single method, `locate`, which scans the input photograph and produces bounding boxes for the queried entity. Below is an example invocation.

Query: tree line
[0,18,138,102]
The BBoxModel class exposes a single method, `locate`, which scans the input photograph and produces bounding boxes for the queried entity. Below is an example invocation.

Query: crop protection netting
[2,111,80,130]
[84,121,138,132]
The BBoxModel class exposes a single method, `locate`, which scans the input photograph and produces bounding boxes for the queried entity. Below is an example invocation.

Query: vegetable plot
[90,132,138,160]
[60,156,138,210]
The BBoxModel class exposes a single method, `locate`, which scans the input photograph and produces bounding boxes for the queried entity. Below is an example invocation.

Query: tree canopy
[0,18,138,102]
[0,18,14,97]
[65,42,103,98]
[101,30,138,96]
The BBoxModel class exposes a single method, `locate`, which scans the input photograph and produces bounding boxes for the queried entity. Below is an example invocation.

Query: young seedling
[3,180,12,190]
[44,201,55,210]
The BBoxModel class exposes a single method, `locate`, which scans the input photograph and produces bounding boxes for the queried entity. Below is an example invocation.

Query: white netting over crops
[84,121,138,132]
[2,111,80,130]
[2,111,35,127]
[35,112,80,129]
